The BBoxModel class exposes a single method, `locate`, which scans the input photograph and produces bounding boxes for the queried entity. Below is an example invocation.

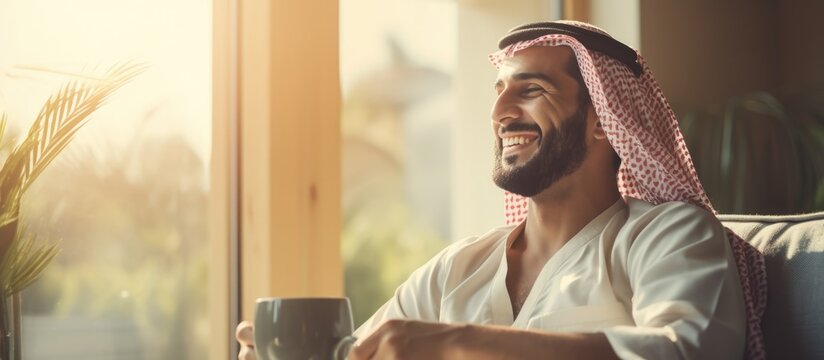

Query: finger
[236,321,255,346]
[347,341,366,360]
[349,321,393,360]
[239,345,257,360]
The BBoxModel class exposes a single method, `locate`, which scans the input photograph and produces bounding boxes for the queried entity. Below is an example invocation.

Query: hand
[348,320,467,360]
[236,321,256,360]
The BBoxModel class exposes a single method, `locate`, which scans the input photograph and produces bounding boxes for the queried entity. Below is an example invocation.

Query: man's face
[491,46,590,197]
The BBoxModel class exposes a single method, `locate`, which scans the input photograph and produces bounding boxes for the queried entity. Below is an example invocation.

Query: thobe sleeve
[601,203,746,359]
[353,245,451,340]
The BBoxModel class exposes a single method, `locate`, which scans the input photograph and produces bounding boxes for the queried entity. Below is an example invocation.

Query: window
[0,1,229,358]
[340,0,457,325]
[339,0,560,325]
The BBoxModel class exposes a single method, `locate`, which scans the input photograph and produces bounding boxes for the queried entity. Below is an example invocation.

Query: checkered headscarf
[489,20,767,359]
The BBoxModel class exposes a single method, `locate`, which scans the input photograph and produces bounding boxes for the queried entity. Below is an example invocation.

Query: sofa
[719,212,824,359]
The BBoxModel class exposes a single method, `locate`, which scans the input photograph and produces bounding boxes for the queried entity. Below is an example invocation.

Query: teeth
[503,136,533,147]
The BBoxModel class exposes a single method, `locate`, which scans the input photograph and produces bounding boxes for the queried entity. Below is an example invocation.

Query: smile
[502,136,536,147]
[500,130,540,148]
[500,131,540,160]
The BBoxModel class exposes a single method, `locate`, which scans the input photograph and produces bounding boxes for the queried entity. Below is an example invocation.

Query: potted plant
[0,63,144,360]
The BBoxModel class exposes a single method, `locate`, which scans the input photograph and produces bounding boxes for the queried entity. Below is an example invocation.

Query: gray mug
[254,297,357,360]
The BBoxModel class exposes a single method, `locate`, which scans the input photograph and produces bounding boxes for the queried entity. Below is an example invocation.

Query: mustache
[499,122,542,135]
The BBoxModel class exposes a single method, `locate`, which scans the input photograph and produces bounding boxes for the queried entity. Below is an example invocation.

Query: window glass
[0,1,213,358]
[340,0,456,325]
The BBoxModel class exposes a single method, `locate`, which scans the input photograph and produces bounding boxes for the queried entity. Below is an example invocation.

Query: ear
[589,107,608,140]
[593,120,608,140]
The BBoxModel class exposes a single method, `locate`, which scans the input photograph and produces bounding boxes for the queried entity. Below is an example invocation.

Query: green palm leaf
[0,231,60,294]
[19,63,145,192]
[0,63,144,297]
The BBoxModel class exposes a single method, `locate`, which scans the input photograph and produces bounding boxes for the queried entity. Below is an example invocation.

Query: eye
[522,86,545,97]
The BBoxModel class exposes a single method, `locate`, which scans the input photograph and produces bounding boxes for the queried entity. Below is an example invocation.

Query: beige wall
[640,0,824,108]
[452,0,556,240]
[640,0,778,108]
[589,0,639,50]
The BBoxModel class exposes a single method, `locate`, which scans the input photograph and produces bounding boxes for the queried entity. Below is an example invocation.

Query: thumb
[236,321,255,346]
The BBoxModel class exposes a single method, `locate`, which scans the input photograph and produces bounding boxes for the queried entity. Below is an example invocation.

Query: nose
[490,89,522,129]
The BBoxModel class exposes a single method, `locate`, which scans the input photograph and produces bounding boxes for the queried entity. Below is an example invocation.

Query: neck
[520,173,621,257]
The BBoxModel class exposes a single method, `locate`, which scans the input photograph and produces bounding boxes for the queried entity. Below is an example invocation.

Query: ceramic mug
[254,297,357,360]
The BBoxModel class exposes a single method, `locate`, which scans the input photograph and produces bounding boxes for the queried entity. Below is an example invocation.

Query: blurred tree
[341,37,451,326]
[20,119,209,359]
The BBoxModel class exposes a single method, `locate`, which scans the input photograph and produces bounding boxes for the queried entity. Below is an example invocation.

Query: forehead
[496,45,576,80]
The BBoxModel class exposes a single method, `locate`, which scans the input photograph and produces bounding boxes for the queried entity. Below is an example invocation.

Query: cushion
[719,212,824,359]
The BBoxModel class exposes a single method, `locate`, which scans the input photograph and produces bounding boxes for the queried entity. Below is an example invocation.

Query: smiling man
[237,20,767,360]
[491,46,594,200]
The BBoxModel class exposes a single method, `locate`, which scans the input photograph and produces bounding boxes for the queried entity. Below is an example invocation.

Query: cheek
[529,95,564,130]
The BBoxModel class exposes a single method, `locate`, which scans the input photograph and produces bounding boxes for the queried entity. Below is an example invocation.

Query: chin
[503,153,535,167]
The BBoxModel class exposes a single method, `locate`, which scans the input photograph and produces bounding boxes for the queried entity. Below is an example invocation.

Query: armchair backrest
[719,212,824,359]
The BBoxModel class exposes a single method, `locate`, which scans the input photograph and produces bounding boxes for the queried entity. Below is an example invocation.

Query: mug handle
[333,336,358,360]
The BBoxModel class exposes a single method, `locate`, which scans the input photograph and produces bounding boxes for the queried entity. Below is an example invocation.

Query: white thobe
[354,198,746,359]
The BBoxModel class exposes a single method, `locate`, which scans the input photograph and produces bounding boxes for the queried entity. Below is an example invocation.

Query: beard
[492,106,589,197]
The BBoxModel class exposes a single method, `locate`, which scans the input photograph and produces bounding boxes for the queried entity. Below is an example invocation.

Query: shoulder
[443,224,514,260]
[616,197,727,260]
[409,224,513,278]
[624,197,718,225]
[423,224,513,289]
[622,197,723,238]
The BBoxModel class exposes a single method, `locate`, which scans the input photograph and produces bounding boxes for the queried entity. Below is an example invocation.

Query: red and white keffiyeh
[489,21,767,359]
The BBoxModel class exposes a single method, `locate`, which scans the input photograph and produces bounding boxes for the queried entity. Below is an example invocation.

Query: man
[237,20,766,359]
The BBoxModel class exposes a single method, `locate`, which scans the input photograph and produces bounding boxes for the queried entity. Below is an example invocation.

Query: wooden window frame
[233,0,343,331]
[214,0,344,356]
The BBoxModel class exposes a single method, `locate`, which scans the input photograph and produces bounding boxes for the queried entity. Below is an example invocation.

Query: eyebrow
[494,72,558,89]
